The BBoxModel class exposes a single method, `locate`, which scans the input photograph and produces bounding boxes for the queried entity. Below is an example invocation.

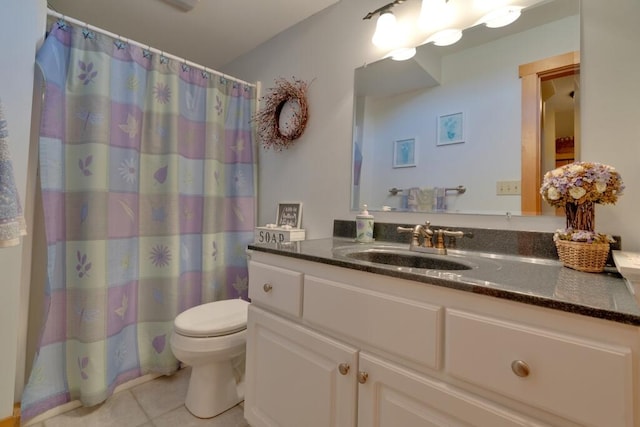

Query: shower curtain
[22,19,257,421]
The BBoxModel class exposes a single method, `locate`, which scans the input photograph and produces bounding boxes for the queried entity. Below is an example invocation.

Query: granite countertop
[248,236,640,327]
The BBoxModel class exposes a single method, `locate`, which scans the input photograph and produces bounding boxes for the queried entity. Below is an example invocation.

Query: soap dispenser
[356,204,374,243]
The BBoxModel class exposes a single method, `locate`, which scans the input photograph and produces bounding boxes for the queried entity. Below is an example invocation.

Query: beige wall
[224,0,640,251]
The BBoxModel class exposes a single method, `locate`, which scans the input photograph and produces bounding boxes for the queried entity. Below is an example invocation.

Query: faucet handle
[439,229,465,239]
[436,229,472,250]
[397,226,420,248]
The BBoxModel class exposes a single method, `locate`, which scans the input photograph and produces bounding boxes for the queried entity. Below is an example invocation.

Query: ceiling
[46,0,340,70]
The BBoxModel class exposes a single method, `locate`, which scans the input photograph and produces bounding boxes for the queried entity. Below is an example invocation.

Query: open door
[520,51,580,215]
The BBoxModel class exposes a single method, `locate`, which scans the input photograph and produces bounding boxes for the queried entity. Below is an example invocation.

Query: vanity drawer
[445,309,633,427]
[303,275,443,370]
[248,261,303,317]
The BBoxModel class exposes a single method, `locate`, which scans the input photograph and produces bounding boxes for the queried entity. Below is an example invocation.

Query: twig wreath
[254,77,311,150]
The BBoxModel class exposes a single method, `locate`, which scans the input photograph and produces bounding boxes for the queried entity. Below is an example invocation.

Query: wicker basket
[555,239,610,273]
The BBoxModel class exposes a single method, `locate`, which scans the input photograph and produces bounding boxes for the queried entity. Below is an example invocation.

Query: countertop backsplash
[333,219,621,265]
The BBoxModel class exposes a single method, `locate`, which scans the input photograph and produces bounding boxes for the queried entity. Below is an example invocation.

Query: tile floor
[26,367,250,427]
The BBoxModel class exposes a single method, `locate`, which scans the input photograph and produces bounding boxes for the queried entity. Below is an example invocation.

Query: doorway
[520,51,580,215]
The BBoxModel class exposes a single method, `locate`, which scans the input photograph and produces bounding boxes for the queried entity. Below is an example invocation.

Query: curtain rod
[46,9,256,88]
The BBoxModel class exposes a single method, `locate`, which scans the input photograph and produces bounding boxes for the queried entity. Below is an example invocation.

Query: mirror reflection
[352,0,580,216]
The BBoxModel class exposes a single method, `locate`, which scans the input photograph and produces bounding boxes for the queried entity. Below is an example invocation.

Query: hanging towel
[0,98,27,247]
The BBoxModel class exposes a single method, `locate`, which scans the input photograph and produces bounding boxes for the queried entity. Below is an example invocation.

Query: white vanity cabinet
[245,251,640,427]
[245,306,358,427]
[245,261,358,427]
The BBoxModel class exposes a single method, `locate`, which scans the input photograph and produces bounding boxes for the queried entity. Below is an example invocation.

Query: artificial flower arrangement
[540,161,624,208]
[552,229,615,245]
[540,161,624,237]
[540,161,624,272]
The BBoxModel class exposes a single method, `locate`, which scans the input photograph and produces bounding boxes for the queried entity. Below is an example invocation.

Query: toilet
[170,298,249,418]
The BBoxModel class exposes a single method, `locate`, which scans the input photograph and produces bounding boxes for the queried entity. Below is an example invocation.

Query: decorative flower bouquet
[540,161,624,272]
[553,229,615,245]
[540,161,623,208]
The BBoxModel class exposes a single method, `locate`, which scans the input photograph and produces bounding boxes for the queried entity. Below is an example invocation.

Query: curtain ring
[56,16,68,30]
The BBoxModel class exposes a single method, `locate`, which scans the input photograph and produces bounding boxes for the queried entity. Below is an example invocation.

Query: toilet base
[184,358,243,418]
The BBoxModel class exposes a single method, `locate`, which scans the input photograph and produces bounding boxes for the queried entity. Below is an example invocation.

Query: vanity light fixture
[363,0,529,60]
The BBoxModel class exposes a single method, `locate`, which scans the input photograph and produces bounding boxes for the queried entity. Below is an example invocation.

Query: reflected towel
[0,99,27,247]
[416,188,434,212]
[407,187,434,211]
[407,188,419,211]
[434,187,447,211]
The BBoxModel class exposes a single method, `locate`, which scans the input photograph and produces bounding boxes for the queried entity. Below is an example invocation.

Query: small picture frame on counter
[276,202,303,228]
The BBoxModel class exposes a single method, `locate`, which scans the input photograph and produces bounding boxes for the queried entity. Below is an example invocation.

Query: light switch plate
[496,180,521,195]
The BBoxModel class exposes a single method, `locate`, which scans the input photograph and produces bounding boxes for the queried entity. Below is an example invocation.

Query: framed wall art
[392,138,417,168]
[437,112,465,146]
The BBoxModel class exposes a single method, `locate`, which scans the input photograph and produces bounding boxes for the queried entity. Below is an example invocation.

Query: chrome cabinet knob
[338,363,350,375]
[511,360,530,377]
[263,283,273,292]
[358,371,369,384]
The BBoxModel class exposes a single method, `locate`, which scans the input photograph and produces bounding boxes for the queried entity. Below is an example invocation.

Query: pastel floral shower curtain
[22,20,256,421]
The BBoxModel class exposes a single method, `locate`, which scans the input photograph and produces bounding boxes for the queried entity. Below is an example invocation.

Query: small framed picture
[437,112,465,146]
[392,138,417,168]
[276,202,303,228]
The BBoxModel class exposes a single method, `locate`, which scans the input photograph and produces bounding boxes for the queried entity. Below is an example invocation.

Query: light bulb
[372,12,397,48]
[419,0,452,30]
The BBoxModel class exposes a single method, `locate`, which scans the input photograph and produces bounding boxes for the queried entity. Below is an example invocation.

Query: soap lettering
[258,231,285,243]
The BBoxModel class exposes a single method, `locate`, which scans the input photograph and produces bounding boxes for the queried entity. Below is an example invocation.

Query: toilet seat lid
[174,299,249,337]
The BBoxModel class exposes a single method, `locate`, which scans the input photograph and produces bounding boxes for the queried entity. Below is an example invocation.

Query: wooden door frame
[520,51,580,215]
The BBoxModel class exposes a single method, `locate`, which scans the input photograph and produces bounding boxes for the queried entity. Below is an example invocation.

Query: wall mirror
[352,0,580,216]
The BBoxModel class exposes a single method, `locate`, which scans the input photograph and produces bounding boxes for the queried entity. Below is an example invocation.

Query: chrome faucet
[398,221,472,255]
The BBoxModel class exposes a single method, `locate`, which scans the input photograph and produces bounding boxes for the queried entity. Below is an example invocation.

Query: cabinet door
[358,352,549,427]
[245,305,358,427]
